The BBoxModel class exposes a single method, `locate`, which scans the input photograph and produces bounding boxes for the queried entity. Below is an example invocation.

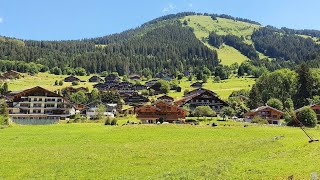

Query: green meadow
[6,72,94,92]
[181,15,261,65]
[166,76,255,100]
[1,123,320,179]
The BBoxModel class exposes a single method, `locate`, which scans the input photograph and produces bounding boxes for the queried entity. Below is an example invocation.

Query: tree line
[0,22,219,76]
[248,64,320,109]
[252,26,320,63]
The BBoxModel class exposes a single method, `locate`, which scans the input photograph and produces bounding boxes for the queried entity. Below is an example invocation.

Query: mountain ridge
[1,12,320,77]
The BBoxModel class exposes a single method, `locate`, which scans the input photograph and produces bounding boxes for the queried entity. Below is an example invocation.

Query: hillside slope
[1,12,320,75]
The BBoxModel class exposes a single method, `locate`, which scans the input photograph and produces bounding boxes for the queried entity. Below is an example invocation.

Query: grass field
[6,72,95,92]
[1,123,320,179]
[211,44,249,66]
[166,76,255,100]
[181,16,260,41]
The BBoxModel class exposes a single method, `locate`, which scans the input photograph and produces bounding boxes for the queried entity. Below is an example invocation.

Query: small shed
[3,70,21,79]
[89,75,103,83]
[129,74,141,80]
[64,76,80,82]
[191,82,203,88]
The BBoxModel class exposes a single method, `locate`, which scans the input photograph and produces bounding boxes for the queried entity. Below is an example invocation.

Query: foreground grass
[0,124,320,179]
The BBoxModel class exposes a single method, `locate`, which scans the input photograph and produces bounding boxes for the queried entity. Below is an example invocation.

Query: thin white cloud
[169,3,175,9]
[162,8,169,13]
[188,3,193,8]
[0,17,3,23]
[162,3,176,14]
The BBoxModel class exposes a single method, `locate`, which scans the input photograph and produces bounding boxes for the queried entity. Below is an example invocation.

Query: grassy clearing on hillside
[1,123,320,179]
[203,76,255,99]
[6,72,95,92]
[181,15,261,65]
[213,44,249,66]
[166,77,255,100]
[182,16,260,42]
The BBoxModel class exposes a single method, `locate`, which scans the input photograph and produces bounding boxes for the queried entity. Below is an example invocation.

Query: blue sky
[0,0,319,40]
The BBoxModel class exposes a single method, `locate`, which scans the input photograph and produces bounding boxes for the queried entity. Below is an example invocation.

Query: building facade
[244,106,284,125]
[83,101,117,119]
[181,89,228,113]
[136,101,187,124]
[6,86,75,124]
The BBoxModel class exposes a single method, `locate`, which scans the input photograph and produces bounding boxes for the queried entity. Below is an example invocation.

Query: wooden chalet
[93,83,115,91]
[62,87,89,95]
[157,95,174,102]
[0,75,7,81]
[3,70,21,79]
[176,88,227,113]
[184,88,209,97]
[64,76,80,82]
[145,79,158,87]
[296,104,320,121]
[191,82,203,88]
[124,94,149,105]
[133,84,148,91]
[118,87,136,96]
[310,104,320,120]
[174,94,198,107]
[6,86,75,124]
[105,74,120,83]
[118,81,133,88]
[129,74,141,80]
[136,101,187,124]
[244,106,284,125]
[150,83,162,95]
[89,75,103,83]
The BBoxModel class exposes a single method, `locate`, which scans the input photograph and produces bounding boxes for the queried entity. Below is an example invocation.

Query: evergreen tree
[296,64,313,108]
[238,66,245,76]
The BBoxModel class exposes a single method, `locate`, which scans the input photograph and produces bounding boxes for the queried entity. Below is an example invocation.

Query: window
[33,103,42,107]
[46,104,55,108]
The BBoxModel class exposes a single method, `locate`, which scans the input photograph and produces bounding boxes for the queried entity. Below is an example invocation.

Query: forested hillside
[0,20,218,75]
[1,12,320,76]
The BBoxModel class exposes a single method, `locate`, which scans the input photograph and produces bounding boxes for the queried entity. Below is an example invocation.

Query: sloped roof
[137,100,187,113]
[184,88,217,97]
[158,95,174,101]
[174,94,198,106]
[245,106,284,116]
[295,104,320,112]
[8,86,62,101]
[175,88,224,106]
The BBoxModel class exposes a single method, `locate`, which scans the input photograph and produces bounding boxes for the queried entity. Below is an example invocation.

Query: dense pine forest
[1,12,320,76]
